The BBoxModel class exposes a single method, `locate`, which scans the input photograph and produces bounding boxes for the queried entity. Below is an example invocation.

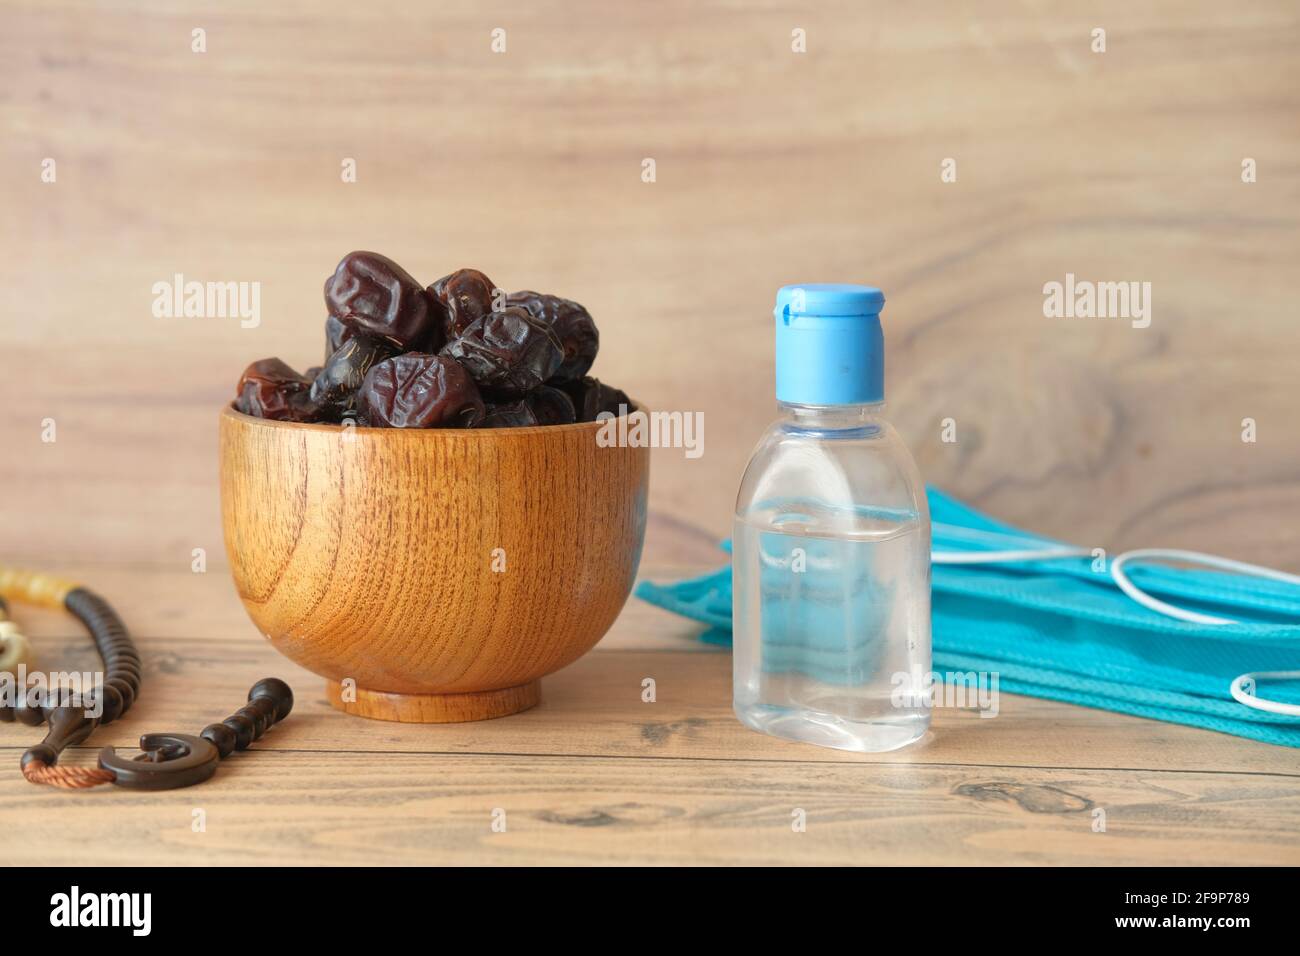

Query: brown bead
[249,677,294,722]
[222,713,255,750]
[201,722,237,758]
[237,704,269,738]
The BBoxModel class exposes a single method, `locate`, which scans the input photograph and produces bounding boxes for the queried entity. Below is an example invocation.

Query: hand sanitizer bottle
[733,284,931,752]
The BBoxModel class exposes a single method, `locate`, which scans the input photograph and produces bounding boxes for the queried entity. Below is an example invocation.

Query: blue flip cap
[774,283,886,405]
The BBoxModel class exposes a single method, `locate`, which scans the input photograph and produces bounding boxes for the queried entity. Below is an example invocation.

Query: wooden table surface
[2,558,1298,866]
[2,1,1298,865]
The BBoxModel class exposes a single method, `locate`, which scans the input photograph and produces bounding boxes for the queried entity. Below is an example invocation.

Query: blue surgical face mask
[636,487,1300,747]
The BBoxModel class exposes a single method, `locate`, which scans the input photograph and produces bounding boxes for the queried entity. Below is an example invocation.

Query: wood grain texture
[1,1,1298,864]
[326,678,541,723]
[219,407,648,713]
[7,628,1298,776]
[2,1,1297,570]
[1,751,1296,866]
[2,573,1299,865]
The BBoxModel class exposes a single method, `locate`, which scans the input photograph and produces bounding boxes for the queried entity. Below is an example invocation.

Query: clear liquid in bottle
[733,501,930,752]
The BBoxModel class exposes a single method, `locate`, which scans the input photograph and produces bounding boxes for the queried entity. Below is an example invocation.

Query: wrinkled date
[429,268,498,340]
[479,399,534,428]
[440,307,563,397]
[309,335,397,420]
[234,358,315,422]
[324,314,353,361]
[560,376,633,422]
[325,251,434,351]
[527,385,577,425]
[359,353,486,428]
[480,385,576,428]
[506,291,599,382]
[235,253,631,429]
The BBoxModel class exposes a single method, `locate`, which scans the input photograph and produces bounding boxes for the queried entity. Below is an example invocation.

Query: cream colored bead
[0,622,31,673]
[0,567,77,609]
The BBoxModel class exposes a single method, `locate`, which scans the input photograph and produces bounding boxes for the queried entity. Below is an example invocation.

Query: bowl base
[325,680,541,723]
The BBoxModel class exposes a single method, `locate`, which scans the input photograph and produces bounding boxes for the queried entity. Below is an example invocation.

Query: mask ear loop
[1109,548,1300,626]
[1230,672,1300,717]
[930,538,1300,719]
[931,522,1093,564]
[1109,549,1300,719]
[931,545,1092,564]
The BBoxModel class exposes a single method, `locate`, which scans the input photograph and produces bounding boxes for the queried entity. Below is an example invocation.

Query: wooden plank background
[1,1,1298,865]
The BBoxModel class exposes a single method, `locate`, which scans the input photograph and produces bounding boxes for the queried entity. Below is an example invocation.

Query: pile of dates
[233,251,632,428]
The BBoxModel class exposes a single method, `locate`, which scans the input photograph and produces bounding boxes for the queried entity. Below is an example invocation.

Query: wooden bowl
[218,405,649,723]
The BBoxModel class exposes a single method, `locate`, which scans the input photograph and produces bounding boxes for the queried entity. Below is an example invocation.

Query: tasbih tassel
[0,565,292,791]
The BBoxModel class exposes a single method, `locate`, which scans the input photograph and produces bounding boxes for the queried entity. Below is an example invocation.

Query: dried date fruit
[527,385,576,425]
[429,268,498,339]
[309,335,397,420]
[506,291,599,382]
[559,376,632,422]
[439,307,563,397]
[234,358,315,422]
[324,251,433,350]
[407,320,448,356]
[478,386,576,429]
[324,314,353,361]
[478,399,536,428]
[239,254,627,430]
[359,353,486,428]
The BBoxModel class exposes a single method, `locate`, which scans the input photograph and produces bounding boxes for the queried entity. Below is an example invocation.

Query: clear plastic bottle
[733,284,931,753]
